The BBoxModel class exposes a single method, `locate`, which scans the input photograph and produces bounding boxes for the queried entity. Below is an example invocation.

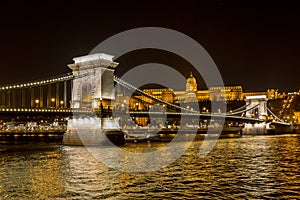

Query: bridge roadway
[126,111,264,123]
[0,107,263,122]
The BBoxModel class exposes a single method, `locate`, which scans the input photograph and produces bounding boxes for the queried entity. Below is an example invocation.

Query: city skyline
[0,1,299,92]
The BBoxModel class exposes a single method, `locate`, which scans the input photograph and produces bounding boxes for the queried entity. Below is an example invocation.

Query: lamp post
[51,98,55,108]
[35,99,39,108]
[135,102,139,111]
[60,101,64,108]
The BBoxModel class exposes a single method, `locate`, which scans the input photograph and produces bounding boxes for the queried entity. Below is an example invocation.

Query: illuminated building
[209,86,243,101]
[174,72,210,102]
[243,89,278,100]
[294,112,300,124]
[123,72,282,109]
[143,88,175,103]
[186,72,197,92]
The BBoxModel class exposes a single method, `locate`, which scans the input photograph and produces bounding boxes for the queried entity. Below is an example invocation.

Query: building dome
[186,72,197,92]
[187,72,197,84]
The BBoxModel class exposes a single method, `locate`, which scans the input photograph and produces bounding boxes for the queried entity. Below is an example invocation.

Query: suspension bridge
[0,53,292,144]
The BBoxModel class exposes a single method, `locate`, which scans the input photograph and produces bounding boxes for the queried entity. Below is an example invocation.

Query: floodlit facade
[125,72,282,105]
[209,86,243,101]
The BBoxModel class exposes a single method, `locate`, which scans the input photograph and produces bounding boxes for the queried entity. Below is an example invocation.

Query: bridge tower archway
[68,53,119,109]
[245,95,267,120]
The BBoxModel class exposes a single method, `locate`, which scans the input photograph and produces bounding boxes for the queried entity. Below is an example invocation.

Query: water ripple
[0,134,300,199]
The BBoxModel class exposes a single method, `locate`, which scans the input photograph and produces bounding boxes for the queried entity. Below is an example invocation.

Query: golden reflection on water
[28,151,65,199]
[0,146,65,199]
[0,134,300,199]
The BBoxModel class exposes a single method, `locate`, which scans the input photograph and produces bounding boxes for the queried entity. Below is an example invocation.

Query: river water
[1,134,300,199]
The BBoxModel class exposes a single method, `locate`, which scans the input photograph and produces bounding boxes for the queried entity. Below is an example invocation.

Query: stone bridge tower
[68,53,118,109]
[63,53,125,146]
[243,95,268,134]
[245,95,267,119]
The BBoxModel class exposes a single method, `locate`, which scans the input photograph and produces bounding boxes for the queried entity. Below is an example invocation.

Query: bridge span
[0,53,293,143]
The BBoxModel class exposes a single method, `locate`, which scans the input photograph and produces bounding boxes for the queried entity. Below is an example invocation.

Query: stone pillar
[39,86,43,107]
[47,84,51,107]
[30,87,35,107]
[22,89,25,107]
[56,82,59,108]
[7,90,11,107]
[64,81,67,108]
[0,91,3,107]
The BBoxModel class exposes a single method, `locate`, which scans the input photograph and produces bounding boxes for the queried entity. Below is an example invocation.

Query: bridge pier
[242,95,268,134]
[63,53,125,146]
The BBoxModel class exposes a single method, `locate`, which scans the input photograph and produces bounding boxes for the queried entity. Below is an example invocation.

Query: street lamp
[135,102,139,111]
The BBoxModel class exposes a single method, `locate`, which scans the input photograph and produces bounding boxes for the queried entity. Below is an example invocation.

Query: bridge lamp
[35,99,39,107]
[49,98,55,108]
[60,101,64,107]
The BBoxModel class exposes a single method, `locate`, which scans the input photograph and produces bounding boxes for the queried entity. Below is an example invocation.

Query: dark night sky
[0,0,299,92]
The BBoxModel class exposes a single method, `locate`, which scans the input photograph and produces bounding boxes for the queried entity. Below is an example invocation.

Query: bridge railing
[0,73,73,91]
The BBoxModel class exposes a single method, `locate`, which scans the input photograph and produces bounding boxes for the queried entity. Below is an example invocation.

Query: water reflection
[0,144,65,199]
[0,134,300,199]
